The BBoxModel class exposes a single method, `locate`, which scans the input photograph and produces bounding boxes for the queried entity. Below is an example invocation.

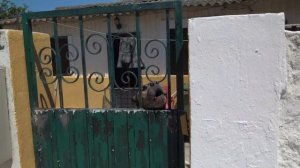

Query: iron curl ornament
[144,39,167,83]
[62,66,80,83]
[86,34,108,55]
[60,44,80,83]
[37,47,58,84]
[38,47,55,65]
[59,43,79,62]
[112,70,138,91]
[88,72,110,92]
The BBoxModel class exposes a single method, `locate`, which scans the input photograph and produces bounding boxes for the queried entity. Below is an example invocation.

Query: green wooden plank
[51,110,59,168]
[149,111,168,168]
[113,111,129,168]
[128,111,150,168]
[88,110,109,168]
[168,111,179,168]
[72,110,89,168]
[32,110,53,168]
[55,110,72,168]
[107,110,115,168]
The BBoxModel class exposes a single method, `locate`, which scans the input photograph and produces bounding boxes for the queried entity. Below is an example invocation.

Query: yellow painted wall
[7,30,52,168]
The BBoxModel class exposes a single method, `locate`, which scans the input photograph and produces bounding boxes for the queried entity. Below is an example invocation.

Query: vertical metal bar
[107,14,116,107]
[22,14,39,108]
[79,20,91,168]
[135,11,142,108]
[53,17,64,108]
[175,1,185,168]
[166,9,171,110]
[79,16,89,108]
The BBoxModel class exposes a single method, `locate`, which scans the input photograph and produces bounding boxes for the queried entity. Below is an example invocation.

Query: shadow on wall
[0,69,12,168]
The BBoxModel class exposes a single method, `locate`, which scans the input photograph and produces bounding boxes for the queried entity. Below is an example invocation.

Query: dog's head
[132,82,167,110]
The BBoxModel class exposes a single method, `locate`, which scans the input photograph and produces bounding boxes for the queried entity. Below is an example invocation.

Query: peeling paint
[58,113,69,129]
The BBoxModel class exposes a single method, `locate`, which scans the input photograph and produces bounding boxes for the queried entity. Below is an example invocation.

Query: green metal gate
[22,1,185,167]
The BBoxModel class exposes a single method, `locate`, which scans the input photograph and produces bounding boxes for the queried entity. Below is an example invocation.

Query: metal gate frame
[22,0,185,167]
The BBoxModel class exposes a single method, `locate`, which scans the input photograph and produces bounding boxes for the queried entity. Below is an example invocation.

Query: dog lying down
[132,82,167,110]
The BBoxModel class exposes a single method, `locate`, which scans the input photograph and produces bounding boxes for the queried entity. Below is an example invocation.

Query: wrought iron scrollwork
[59,43,79,61]
[38,47,58,84]
[121,71,138,87]
[62,67,80,83]
[86,34,108,55]
[88,72,110,92]
[144,39,167,83]
[146,65,167,83]
[86,33,111,92]
[38,68,58,84]
[61,44,80,83]
[38,47,55,65]
[112,70,138,91]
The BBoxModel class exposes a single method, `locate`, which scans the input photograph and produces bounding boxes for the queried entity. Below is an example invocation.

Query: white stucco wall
[279,31,300,168]
[189,13,286,168]
[0,68,12,167]
[0,30,20,168]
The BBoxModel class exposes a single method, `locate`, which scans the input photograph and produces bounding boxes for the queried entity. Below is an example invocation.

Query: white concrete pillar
[279,31,300,167]
[189,13,286,168]
[0,30,20,168]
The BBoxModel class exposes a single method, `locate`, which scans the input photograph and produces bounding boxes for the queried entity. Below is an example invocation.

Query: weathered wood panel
[33,111,53,168]
[128,111,150,168]
[88,111,109,168]
[32,109,175,168]
[55,111,72,168]
[149,112,168,168]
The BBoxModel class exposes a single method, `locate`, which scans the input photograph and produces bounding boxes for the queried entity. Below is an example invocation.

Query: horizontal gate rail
[23,2,178,19]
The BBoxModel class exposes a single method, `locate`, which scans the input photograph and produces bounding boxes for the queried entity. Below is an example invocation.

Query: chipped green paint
[32,109,176,168]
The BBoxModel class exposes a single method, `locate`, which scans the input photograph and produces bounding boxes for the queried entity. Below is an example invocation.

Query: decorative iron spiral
[37,47,58,84]
[59,43,79,61]
[58,43,80,83]
[62,66,80,83]
[145,65,167,83]
[112,70,139,91]
[144,39,166,59]
[38,47,55,65]
[121,70,138,87]
[88,72,110,92]
[39,67,58,84]
[86,34,108,55]
[144,39,167,83]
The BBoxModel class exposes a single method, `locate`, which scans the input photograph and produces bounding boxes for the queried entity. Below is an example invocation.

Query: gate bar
[175,0,185,168]
[53,17,64,108]
[166,9,171,110]
[22,15,39,108]
[135,11,143,108]
[107,14,116,107]
[79,16,89,108]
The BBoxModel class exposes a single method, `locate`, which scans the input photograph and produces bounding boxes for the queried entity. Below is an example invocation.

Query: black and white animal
[132,82,167,110]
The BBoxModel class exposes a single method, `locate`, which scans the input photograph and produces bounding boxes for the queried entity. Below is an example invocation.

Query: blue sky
[13,0,113,12]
